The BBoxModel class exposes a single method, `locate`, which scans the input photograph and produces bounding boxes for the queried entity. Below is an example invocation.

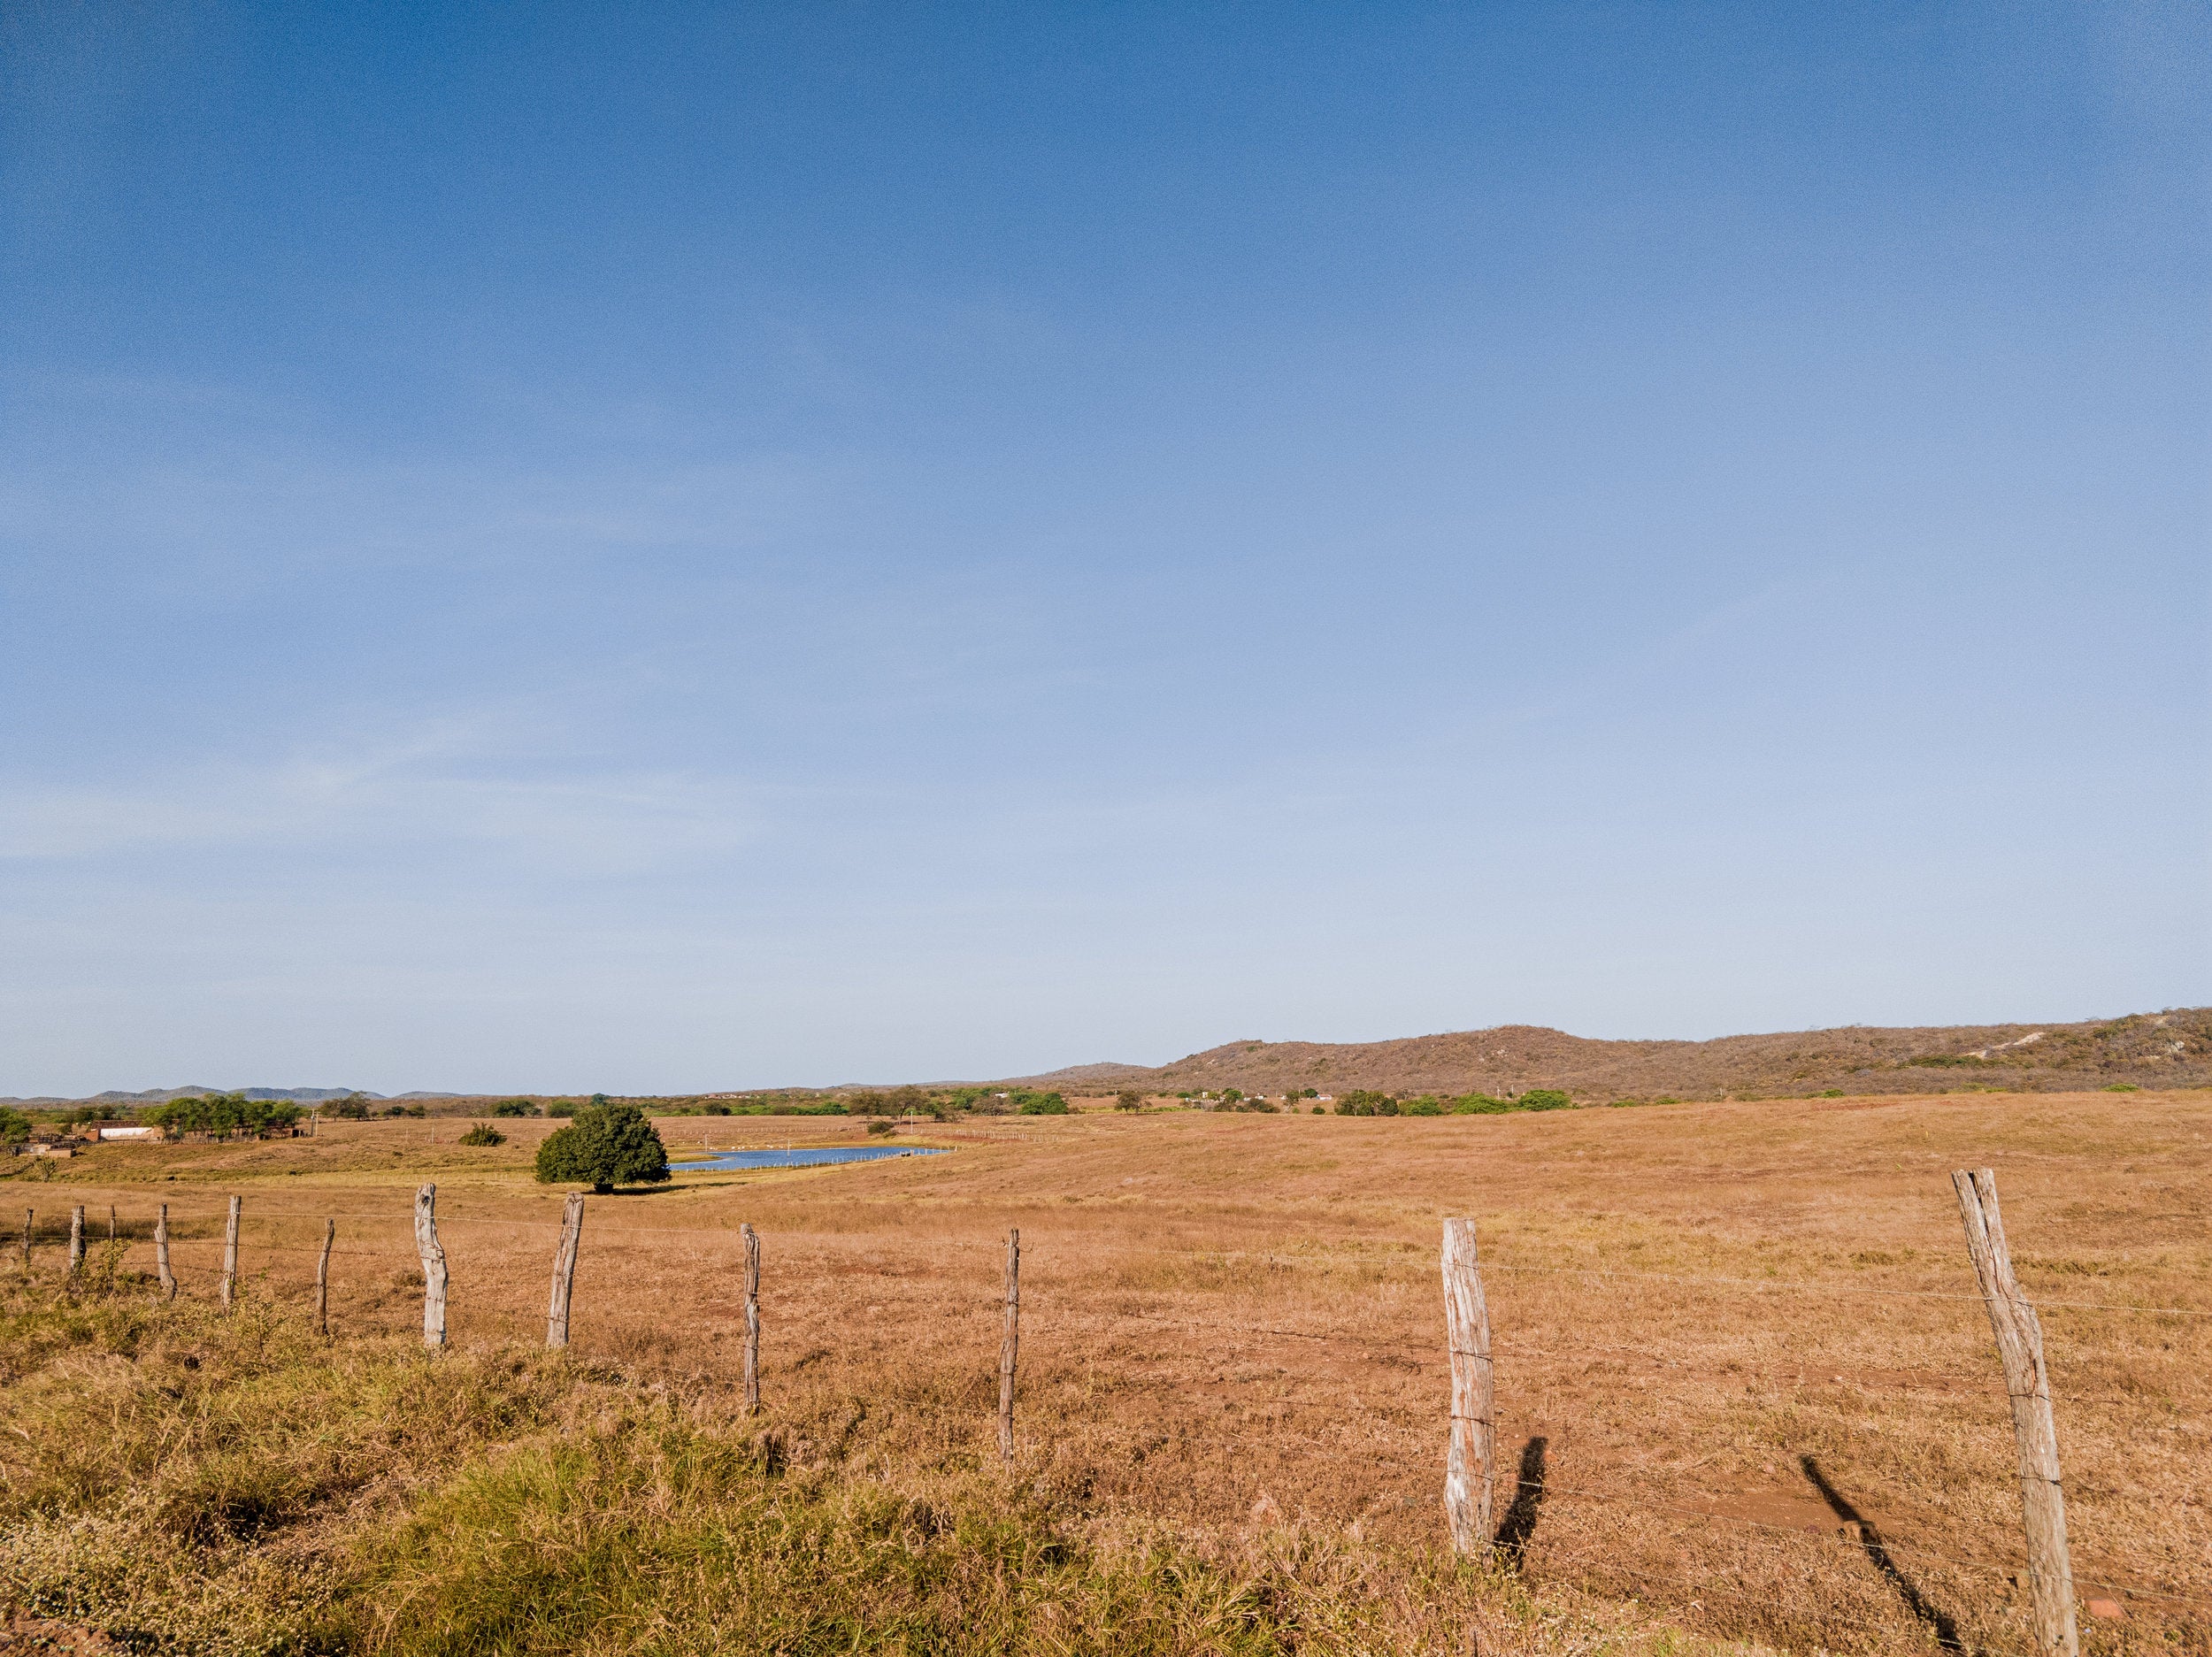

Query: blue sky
[3,3,2206,1094]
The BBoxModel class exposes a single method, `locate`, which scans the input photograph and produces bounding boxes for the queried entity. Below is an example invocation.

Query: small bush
[1017,1094,1068,1116]
[2102,1083,2140,1093]
[1402,1097,1443,1116]
[457,1124,506,1147]
[1451,1093,1509,1114]
[1516,1089,1573,1111]
[489,1100,538,1118]
[865,1120,895,1136]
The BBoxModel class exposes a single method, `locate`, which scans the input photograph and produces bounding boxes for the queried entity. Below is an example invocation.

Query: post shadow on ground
[1493,1436,1548,1563]
[1800,1454,1967,1653]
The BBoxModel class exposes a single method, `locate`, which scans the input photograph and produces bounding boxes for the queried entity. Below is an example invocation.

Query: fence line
[30,1206,2208,1317]
[9,1178,2208,1632]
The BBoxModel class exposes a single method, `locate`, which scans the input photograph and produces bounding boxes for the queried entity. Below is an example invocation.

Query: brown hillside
[1007,1006,2212,1100]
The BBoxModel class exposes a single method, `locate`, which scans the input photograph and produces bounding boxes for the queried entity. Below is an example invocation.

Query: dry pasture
[24,1088,2210,1655]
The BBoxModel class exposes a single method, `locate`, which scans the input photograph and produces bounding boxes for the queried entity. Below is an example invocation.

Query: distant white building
[94,1124,161,1141]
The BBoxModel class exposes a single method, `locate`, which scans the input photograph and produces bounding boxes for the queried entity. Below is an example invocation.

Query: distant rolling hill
[1005,1008,2212,1101]
[0,1085,386,1108]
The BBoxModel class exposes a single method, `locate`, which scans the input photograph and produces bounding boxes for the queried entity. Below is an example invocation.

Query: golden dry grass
[15,1087,2209,1654]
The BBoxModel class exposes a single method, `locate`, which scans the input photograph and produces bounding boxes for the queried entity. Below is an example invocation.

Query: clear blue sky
[3,4,2205,1094]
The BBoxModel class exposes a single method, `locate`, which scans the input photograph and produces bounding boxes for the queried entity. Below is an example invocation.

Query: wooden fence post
[547,1193,584,1349]
[1441,1216,1496,1555]
[1954,1168,2078,1657]
[68,1206,85,1277]
[315,1218,335,1336]
[414,1184,448,1350]
[998,1228,1020,1461]
[20,1208,31,1269]
[155,1205,175,1300]
[741,1222,761,1413]
[220,1195,242,1310]
[107,1206,117,1244]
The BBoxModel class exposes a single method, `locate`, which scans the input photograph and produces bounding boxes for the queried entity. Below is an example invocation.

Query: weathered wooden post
[68,1206,85,1277]
[1441,1216,1496,1554]
[741,1222,761,1413]
[414,1184,448,1350]
[315,1218,335,1336]
[20,1208,31,1269]
[107,1205,117,1244]
[546,1193,584,1349]
[219,1195,242,1310]
[1954,1169,2078,1657]
[998,1228,1020,1461]
[155,1205,175,1300]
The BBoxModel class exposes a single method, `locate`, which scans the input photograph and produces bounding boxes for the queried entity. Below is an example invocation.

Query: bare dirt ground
[26,1088,2209,1654]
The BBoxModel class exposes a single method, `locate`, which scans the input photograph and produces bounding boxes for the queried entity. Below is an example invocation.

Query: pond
[674,1145,951,1173]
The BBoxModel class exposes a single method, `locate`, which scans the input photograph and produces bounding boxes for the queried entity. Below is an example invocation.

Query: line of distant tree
[145,1093,303,1136]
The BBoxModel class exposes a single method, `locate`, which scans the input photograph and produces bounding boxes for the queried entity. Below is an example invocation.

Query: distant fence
[13,1171,2208,1654]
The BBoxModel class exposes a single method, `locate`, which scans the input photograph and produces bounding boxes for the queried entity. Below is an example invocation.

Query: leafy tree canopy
[534,1101,669,1193]
[147,1093,302,1136]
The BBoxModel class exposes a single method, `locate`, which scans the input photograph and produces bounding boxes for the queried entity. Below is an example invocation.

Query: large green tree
[534,1100,670,1193]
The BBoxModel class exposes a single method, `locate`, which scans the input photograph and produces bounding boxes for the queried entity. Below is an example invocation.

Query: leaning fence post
[414,1185,448,1350]
[546,1193,584,1349]
[68,1206,85,1277]
[315,1218,335,1336]
[220,1195,242,1310]
[1441,1216,1496,1554]
[1954,1168,2078,1657]
[741,1222,761,1412]
[998,1227,1020,1461]
[155,1205,175,1300]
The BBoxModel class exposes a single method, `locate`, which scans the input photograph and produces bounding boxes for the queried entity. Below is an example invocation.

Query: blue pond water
[677,1145,950,1173]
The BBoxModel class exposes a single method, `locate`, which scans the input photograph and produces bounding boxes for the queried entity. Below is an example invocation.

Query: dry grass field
[4,1088,2207,1654]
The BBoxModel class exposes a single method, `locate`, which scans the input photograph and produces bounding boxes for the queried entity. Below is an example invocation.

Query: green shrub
[865,1120,895,1136]
[489,1100,538,1118]
[1450,1093,1509,1114]
[1515,1089,1572,1111]
[457,1123,505,1147]
[1018,1093,1069,1116]
[1402,1097,1443,1116]
[2102,1083,2140,1093]
[534,1101,669,1193]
